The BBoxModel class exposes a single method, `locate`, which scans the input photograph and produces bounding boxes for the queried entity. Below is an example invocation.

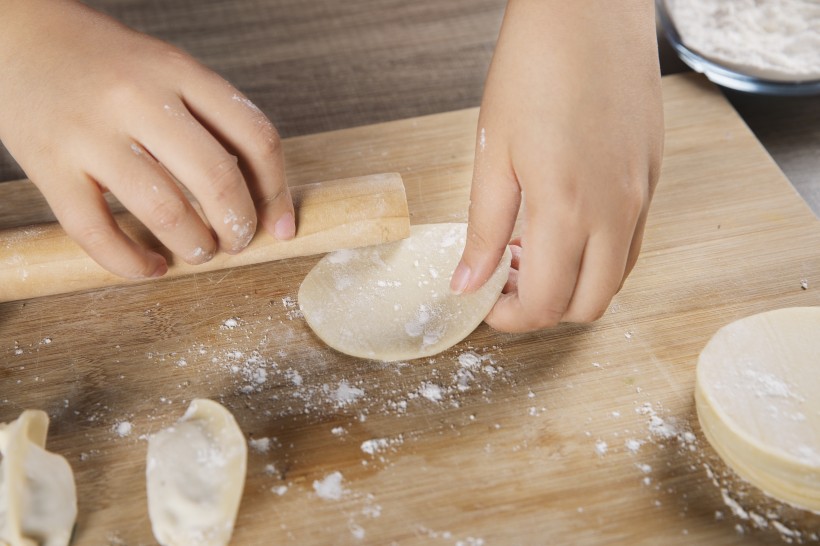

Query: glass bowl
[656,0,820,96]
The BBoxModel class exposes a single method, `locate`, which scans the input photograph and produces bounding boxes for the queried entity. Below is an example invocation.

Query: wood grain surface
[1,73,820,545]
[1,0,818,219]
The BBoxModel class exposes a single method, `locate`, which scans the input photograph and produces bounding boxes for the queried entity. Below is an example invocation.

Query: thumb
[450,126,521,295]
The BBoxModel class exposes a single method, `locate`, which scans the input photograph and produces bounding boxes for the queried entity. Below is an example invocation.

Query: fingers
[84,140,218,265]
[485,205,587,333]
[561,231,631,323]
[500,243,522,293]
[178,68,294,241]
[85,75,292,275]
[450,127,521,295]
[486,193,642,332]
[45,173,168,279]
[132,98,259,254]
[622,211,649,287]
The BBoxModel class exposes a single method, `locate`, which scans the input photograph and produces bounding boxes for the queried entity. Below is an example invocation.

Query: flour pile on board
[313,471,347,501]
[361,436,405,463]
[113,421,133,438]
[333,381,365,407]
[636,402,682,441]
[249,437,272,453]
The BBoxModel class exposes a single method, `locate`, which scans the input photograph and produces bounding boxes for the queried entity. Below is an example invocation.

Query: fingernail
[450,262,471,295]
[274,212,296,240]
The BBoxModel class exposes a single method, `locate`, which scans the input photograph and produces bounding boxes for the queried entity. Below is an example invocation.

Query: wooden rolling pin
[0,173,410,303]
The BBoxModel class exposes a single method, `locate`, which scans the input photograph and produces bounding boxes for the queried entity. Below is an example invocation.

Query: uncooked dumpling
[696,307,820,512]
[298,223,511,361]
[146,399,247,546]
[0,410,77,546]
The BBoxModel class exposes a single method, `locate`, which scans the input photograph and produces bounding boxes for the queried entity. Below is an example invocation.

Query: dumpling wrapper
[146,399,247,546]
[298,223,511,361]
[0,410,77,546]
[696,306,820,512]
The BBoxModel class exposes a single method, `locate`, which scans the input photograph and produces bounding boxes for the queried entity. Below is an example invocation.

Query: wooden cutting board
[1,73,818,545]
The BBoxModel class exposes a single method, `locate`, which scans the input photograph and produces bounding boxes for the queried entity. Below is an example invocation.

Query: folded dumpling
[0,410,77,546]
[146,399,247,546]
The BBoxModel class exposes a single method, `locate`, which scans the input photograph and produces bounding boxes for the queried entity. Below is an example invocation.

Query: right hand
[0,0,295,279]
[450,0,663,332]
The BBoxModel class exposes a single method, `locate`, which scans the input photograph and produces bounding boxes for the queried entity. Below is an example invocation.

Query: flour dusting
[313,471,346,500]
[114,421,133,437]
[249,437,272,453]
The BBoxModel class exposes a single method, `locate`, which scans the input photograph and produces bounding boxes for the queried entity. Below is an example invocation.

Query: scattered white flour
[594,440,609,457]
[313,471,346,500]
[249,437,272,453]
[637,403,678,440]
[457,351,482,370]
[114,421,133,437]
[362,502,382,519]
[418,382,443,402]
[285,369,303,386]
[221,317,241,330]
[349,522,365,540]
[209,349,273,394]
[771,520,800,539]
[361,438,390,456]
[333,381,365,407]
[669,0,820,81]
[455,538,486,546]
[721,488,751,520]
[281,296,303,320]
[361,436,404,457]
[272,485,289,496]
[625,438,644,454]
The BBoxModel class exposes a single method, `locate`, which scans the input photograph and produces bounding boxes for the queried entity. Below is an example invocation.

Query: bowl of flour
[657,0,820,95]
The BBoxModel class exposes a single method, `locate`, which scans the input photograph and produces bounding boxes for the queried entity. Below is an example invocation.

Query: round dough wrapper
[298,223,511,361]
[696,307,820,512]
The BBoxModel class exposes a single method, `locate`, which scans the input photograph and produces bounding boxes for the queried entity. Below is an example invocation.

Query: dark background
[2,0,817,214]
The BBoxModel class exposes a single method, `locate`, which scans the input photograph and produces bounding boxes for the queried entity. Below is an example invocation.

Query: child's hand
[0,0,294,279]
[451,0,664,332]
